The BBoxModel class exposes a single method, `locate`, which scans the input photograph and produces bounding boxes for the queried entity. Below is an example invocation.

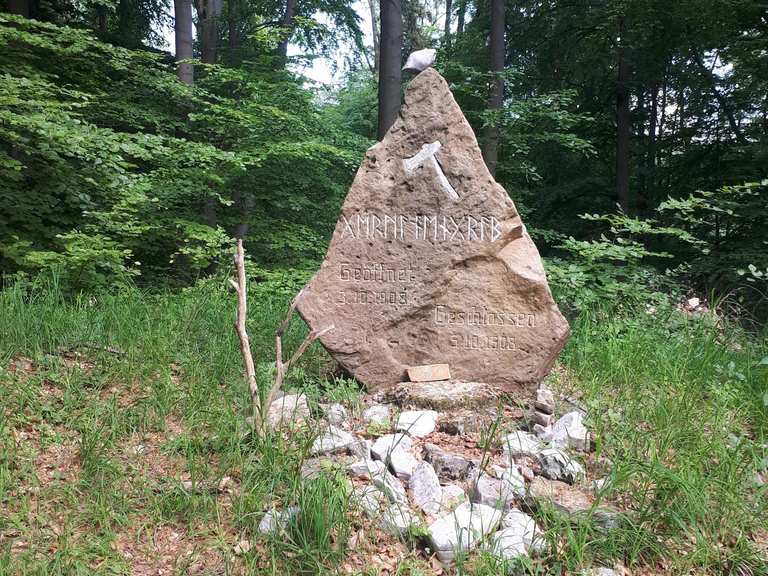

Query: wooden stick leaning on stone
[230,238,333,431]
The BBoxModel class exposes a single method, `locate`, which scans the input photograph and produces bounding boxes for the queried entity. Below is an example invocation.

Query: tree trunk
[443,0,452,54]
[692,50,746,144]
[276,0,296,67]
[482,0,504,177]
[175,0,194,84]
[377,0,402,139]
[197,0,222,64]
[369,0,380,74]
[5,0,30,16]
[647,82,658,197]
[227,0,239,66]
[456,0,466,36]
[615,17,630,213]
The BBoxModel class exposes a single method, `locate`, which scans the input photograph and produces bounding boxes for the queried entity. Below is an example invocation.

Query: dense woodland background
[0,0,766,319]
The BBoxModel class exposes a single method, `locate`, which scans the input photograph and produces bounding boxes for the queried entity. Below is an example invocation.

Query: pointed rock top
[296,68,569,396]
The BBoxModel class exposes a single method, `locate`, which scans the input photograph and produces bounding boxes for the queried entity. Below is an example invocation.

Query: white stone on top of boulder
[389,448,419,481]
[372,469,408,504]
[503,430,542,459]
[362,404,391,425]
[266,394,310,429]
[322,403,348,425]
[379,503,420,535]
[427,502,503,563]
[395,410,438,437]
[552,411,590,451]
[310,425,358,455]
[347,459,386,480]
[409,461,443,515]
[258,506,299,534]
[538,448,584,484]
[371,433,413,461]
[402,48,437,72]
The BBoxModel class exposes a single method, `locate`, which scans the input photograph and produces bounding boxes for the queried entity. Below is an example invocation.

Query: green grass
[0,278,766,575]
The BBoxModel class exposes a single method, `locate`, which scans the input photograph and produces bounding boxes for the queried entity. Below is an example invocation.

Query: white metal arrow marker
[403,141,459,201]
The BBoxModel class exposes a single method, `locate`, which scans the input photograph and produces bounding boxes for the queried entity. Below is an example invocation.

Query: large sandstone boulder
[296,67,569,395]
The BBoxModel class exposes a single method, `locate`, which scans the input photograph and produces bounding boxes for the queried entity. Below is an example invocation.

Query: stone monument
[296,67,569,395]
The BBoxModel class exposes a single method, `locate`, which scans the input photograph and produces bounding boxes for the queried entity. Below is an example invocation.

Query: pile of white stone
[258,388,598,566]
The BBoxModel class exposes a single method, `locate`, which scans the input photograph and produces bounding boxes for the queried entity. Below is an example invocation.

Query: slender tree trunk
[615,17,630,213]
[692,50,746,144]
[175,0,194,84]
[482,0,504,177]
[647,82,658,197]
[276,0,296,67]
[5,0,30,16]
[227,0,239,66]
[197,0,222,64]
[377,0,402,139]
[443,0,452,54]
[369,0,381,74]
[456,0,466,36]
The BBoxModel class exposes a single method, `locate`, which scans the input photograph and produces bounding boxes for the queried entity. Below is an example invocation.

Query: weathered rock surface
[470,469,525,509]
[258,507,299,534]
[551,411,590,451]
[526,477,622,530]
[427,502,503,563]
[347,459,386,480]
[266,394,310,429]
[502,430,542,459]
[423,443,474,481]
[490,509,543,561]
[296,67,569,395]
[379,503,420,535]
[409,461,443,515]
[538,448,584,484]
[362,404,391,425]
[321,402,348,425]
[310,425,358,456]
[390,380,500,410]
[389,448,419,480]
[395,409,438,437]
[372,469,408,504]
[371,433,412,461]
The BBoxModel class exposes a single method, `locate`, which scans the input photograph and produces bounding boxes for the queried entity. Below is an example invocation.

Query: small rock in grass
[502,430,542,459]
[423,443,474,481]
[347,459,386,480]
[322,403,348,425]
[258,506,299,534]
[379,503,420,535]
[538,448,584,484]
[353,485,384,515]
[551,411,590,452]
[347,438,371,460]
[439,484,466,512]
[310,425,358,456]
[362,404,391,425]
[470,470,524,509]
[396,410,438,437]
[372,469,408,504]
[389,448,419,481]
[409,461,443,515]
[501,509,545,553]
[371,433,413,461]
[266,394,311,429]
[531,410,553,427]
[534,388,555,414]
[427,502,503,563]
[533,423,553,442]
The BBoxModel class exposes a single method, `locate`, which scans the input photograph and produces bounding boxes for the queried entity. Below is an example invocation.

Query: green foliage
[0,14,368,291]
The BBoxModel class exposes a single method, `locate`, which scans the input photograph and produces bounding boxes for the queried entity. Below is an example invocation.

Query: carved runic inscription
[296,67,570,395]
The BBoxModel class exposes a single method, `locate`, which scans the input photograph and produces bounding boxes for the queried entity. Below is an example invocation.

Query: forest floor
[0,282,767,575]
